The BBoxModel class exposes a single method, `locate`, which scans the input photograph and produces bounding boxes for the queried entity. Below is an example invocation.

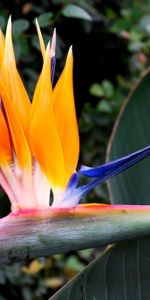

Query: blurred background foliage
[0,0,150,298]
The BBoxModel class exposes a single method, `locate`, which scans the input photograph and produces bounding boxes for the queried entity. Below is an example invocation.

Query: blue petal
[79,146,150,178]
[60,173,80,207]
[51,56,56,85]
[76,145,150,200]
[66,172,79,192]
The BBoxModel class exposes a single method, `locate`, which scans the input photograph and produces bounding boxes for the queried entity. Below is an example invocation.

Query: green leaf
[107,69,150,204]
[128,40,144,52]
[90,81,114,99]
[130,29,144,41]
[138,14,150,34]
[97,100,112,113]
[102,80,114,98]
[62,4,92,21]
[110,18,132,33]
[50,236,150,300]
[12,19,29,37]
[90,83,104,97]
[65,256,84,272]
[37,12,53,28]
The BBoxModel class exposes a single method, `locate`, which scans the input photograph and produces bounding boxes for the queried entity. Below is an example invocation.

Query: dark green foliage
[51,237,150,300]
[107,70,150,204]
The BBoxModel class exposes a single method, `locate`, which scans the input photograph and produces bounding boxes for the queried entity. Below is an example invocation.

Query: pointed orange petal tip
[0,28,5,66]
[52,45,79,180]
[0,81,31,170]
[0,109,12,165]
[2,16,31,139]
[30,42,67,187]
[35,18,46,60]
[67,46,73,64]
[4,15,15,64]
[68,45,73,56]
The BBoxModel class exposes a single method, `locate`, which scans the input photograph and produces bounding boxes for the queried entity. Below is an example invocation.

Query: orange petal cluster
[0,17,79,194]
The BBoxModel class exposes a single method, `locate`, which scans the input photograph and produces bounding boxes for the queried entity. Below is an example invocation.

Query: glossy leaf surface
[107,69,150,204]
[50,236,150,300]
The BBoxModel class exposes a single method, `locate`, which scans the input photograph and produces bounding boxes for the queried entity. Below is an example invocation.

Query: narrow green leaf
[50,236,150,300]
[107,69,150,204]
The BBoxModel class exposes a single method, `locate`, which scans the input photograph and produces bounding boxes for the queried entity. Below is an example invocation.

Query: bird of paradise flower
[0,17,150,214]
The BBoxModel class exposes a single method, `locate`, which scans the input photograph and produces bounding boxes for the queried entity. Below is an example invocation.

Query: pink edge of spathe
[2,204,150,221]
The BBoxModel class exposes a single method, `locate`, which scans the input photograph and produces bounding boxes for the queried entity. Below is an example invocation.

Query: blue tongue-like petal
[51,28,56,85]
[62,145,150,207]
[79,146,150,178]
[66,172,79,192]
[51,56,56,85]
[75,145,150,200]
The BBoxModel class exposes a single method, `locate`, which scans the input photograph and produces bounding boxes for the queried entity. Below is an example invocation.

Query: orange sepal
[1,17,31,139]
[52,47,79,180]
[0,29,5,67]
[35,18,46,60]
[30,44,67,187]
[0,80,32,170]
[0,108,12,165]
